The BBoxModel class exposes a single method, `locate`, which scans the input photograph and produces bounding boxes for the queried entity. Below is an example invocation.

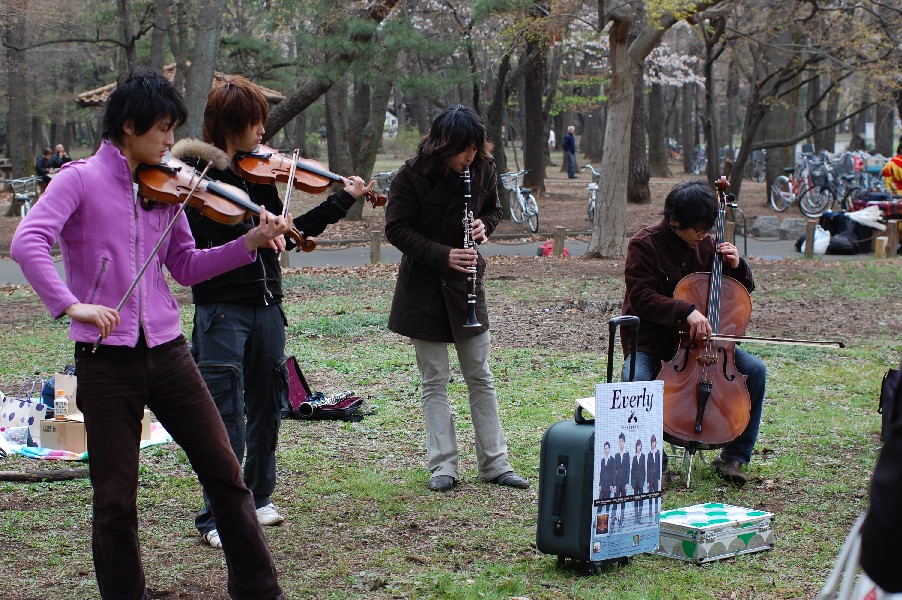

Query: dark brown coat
[385,156,502,343]
[621,219,755,362]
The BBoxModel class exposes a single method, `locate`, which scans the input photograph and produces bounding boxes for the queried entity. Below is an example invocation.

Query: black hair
[416,104,493,174]
[662,180,718,231]
[102,68,188,145]
[618,432,625,441]
[604,441,610,449]
[897,137,902,155]
[650,434,657,445]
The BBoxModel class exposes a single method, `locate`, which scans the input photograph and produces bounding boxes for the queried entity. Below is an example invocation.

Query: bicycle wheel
[769,176,793,212]
[525,194,539,233]
[799,184,835,218]
[840,186,861,212]
[508,190,524,223]
[586,189,597,223]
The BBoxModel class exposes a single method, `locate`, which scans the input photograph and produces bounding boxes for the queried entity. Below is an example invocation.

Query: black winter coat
[385,156,502,343]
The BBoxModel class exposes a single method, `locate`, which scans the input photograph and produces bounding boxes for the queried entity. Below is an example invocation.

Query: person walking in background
[385,105,528,493]
[51,144,72,168]
[10,67,287,600]
[171,74,375,549]
[563,125,577,179]
[881,138,902,197]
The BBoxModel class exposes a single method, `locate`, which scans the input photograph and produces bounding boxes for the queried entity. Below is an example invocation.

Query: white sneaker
[202,529,222,549]
[256,503,285,526]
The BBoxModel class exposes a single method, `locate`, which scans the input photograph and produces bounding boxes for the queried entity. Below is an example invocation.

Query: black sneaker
[489,471,529,489]
[428,475,455,491]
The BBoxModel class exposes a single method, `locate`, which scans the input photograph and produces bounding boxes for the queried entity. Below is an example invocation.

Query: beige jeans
[413,332,513,481]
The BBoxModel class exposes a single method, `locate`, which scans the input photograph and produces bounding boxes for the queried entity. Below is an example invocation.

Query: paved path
[0,235,861,286]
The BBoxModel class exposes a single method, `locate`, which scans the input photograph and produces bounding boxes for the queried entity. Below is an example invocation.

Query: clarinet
[462,166,481,328]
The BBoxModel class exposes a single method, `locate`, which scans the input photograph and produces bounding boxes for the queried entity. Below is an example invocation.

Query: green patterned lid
[660,503,773,528]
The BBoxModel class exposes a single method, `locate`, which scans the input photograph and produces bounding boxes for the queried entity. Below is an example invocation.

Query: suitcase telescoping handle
[574,315,640,424]
[607,315,639,384]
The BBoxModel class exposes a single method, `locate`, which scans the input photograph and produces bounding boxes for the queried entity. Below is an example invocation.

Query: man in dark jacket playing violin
[620,180,766,487]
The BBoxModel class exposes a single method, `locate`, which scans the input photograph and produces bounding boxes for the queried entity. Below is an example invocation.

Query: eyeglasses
[691,224,714,234]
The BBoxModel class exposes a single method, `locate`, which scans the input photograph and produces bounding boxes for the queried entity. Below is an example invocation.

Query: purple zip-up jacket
[11,140,257,348]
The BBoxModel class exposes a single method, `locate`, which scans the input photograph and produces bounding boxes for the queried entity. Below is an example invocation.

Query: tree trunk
[522,39,546,194]
[647,83,671,177]
[116,0,137,69]
[4,7,31,178]
[485,54,512,217]
[588,19,632,258]
[874,101,895,157]
[680,84,694,174]
[809,75,826,151]
[628,57,650,204]
[182,0,225,140]
[824,87,839,152]
[170,1,190,92]
[148,0,170,71]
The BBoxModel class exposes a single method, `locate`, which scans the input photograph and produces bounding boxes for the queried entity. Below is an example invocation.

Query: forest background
[2,0,902,257]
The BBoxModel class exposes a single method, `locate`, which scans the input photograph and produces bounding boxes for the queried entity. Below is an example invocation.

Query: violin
[137,154,316,251]
[235,144,387,207]
[659,177,751,449]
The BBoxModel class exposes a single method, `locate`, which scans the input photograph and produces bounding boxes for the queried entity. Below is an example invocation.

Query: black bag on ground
[536,315,639,573]
[283,356,365,422]
[879,364,900,442]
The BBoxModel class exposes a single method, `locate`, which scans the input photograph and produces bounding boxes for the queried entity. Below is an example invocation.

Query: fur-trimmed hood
[171,138,231,171]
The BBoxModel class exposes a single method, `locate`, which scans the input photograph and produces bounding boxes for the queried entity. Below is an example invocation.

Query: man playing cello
[620,180,767,487]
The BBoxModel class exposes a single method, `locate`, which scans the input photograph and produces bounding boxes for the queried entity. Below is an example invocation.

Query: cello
[660,177,752,450]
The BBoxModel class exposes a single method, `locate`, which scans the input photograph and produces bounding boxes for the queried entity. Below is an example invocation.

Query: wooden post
[724,221,735,245]
[804,220,816,258]
[874,236,887,258]
[553,226,566,257]
[280,250,290,269]
[370,230,382,264]
[887,220,900,258]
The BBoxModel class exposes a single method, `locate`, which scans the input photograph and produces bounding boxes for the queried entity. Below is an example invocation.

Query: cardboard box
[39,410,151,452]
[141,409,152,441]
[40,418,87,454]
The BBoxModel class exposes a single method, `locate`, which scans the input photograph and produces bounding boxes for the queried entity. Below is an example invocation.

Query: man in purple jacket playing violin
[11,68,289,600]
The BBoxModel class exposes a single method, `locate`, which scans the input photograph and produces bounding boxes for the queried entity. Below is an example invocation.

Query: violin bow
[277,149,301,257]
[681,331,845,348]
[92,162,213,353]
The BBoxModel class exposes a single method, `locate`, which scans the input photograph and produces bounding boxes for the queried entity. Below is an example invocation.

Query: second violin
[138,154,315,251]
[235,144,386,207]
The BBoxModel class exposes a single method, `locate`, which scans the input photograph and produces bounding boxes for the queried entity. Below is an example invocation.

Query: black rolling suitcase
[536,315,639,573]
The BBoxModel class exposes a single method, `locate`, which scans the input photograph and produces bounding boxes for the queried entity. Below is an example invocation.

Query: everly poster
[590,379,664,562]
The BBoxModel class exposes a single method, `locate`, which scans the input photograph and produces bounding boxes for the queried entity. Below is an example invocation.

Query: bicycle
[581,163,600,223]
[373,169,398,203]
[500,169,538,233]
[768,155,832,218]
[10,175,39,218]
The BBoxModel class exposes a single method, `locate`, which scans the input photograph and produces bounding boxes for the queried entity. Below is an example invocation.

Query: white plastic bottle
[54,389,69,421]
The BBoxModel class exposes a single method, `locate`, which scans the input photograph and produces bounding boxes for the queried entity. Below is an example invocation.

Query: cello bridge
[696,353,718,366]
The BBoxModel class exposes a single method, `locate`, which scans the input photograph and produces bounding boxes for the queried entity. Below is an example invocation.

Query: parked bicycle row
[769,149,890,218]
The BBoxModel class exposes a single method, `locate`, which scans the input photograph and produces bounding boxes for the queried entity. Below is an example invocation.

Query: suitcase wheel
[556,556,565,569]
